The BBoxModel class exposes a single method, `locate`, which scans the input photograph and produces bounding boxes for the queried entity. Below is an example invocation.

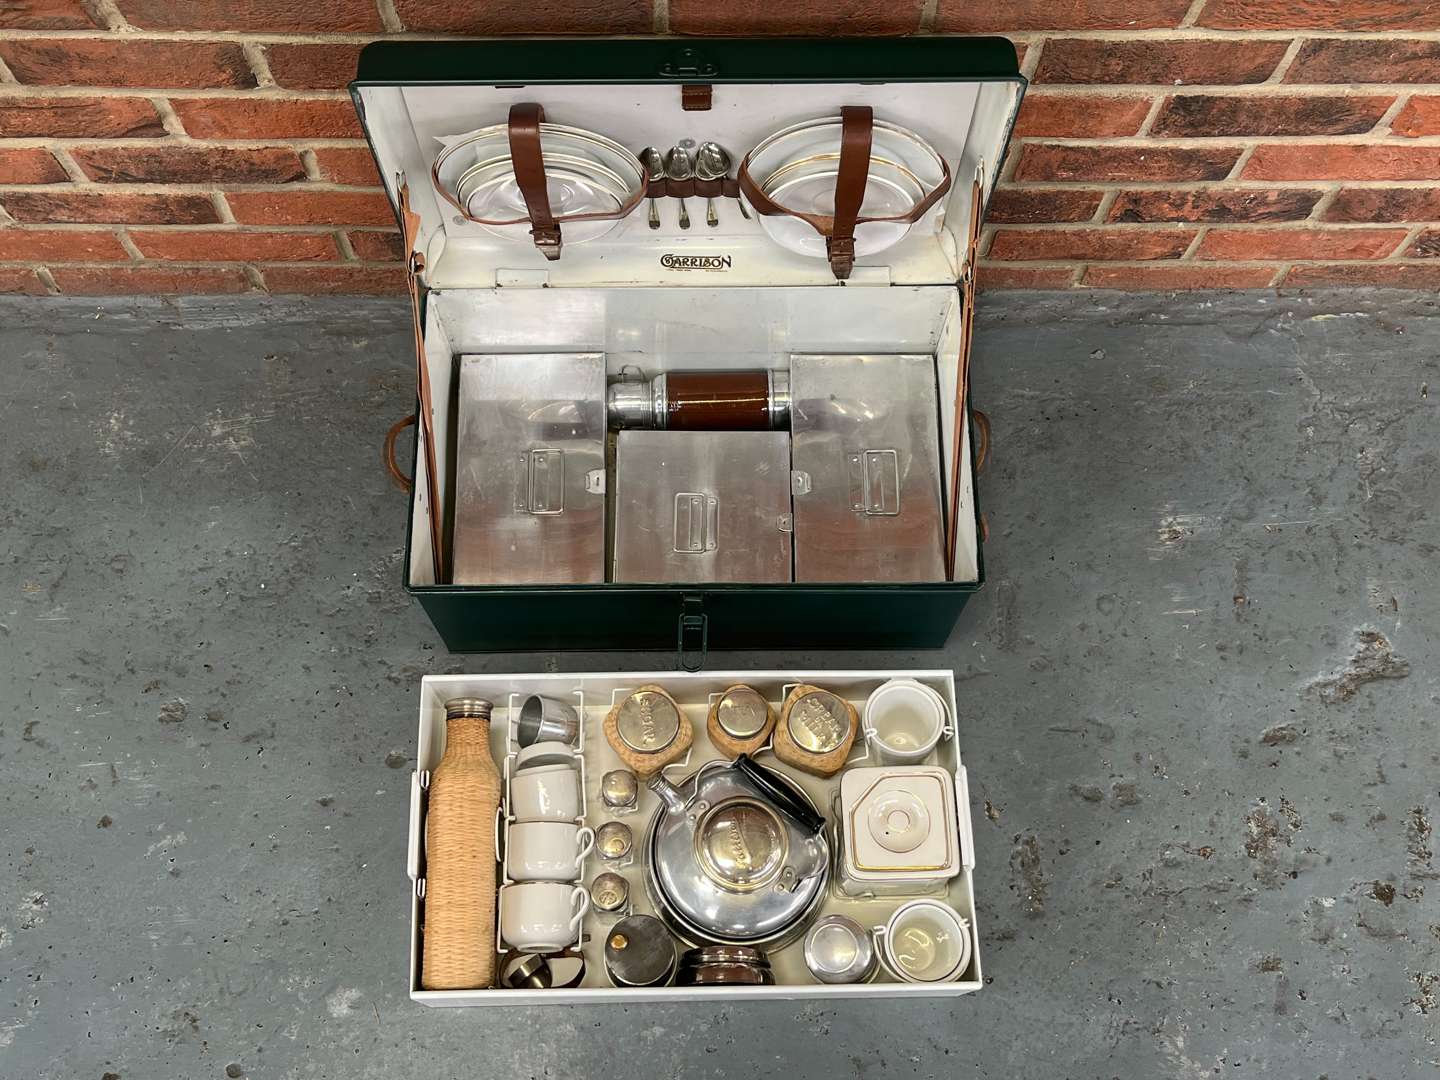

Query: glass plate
[747,169,916,260]
[464,168,626,245]
[746,117,945,197]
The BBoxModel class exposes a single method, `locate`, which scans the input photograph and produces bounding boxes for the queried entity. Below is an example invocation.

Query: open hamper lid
[351,38,1025,290]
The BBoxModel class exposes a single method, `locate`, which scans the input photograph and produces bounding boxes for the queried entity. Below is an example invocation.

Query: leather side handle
[507,103,561,260]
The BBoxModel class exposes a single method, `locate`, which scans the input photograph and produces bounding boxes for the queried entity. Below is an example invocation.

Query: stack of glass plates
[741,116,948,261]
[433,122,645,245]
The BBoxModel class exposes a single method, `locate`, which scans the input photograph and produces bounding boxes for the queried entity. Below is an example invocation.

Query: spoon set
[640,141,751,229]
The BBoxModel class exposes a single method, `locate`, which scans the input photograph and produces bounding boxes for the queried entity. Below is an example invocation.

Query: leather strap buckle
[529,222,563,259]
[826,235,856,279]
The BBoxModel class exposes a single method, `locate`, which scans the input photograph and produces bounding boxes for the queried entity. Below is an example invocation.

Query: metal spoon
[665,145,693,230]
[694,142,726,227]
[707,142,751,221]
[640,146,665,230]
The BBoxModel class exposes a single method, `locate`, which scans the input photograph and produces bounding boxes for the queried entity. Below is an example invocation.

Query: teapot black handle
[733,755,825,836]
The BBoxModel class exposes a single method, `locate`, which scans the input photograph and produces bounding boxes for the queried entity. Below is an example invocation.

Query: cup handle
[569,884,592,935]
[574,825,596,867]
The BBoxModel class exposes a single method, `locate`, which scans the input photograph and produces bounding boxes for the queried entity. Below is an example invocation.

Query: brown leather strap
[383,414,416,491]
[507,103,561,260]
[946,172,985,580]
[827,106,872,280]
[682,84,712,111]
[399,181,445,578]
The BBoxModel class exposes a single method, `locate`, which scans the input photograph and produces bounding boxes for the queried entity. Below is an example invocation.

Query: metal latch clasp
[848,449,901,515]
[676,594,708,673]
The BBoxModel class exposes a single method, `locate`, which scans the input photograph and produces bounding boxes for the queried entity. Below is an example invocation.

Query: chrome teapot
[643,755,830,947]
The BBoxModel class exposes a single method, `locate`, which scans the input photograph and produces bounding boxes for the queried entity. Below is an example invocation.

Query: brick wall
[1,1,1439,294]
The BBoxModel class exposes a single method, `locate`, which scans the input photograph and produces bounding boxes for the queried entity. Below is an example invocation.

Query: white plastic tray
[408,669,980,1005]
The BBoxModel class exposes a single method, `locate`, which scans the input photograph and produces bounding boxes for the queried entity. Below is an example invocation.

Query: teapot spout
[647,772,691,815]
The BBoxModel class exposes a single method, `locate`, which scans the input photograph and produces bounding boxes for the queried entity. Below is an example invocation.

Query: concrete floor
[2,289,1437,1079]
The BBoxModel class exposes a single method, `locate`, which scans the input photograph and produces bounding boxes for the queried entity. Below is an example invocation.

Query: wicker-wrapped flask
[421,697,502,990]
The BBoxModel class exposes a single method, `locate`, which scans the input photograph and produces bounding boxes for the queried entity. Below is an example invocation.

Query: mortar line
[1384,225,1423,260]
[653,0,669,34]
[211,191,236,224]
[1091,190,1119,224]
[47,145,91,184]
[1264,38,1307,84]
[83,0,129,31]
[243,41,277,89]
[31,266,60,293]
[1373,92,1413,136]
[114,228,144,261]
[1305,186,1343,222]
[375,0,404,33]
[918,0,940,34]
[334,230,358,260]
[1225,145,1258,181]
[1178,0,1209,28]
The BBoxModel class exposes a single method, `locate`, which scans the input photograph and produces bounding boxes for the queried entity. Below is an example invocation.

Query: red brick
[1244,145,1440,181]
[987,188,1103,224]
[0,39,256,90]
[118,0,382,31]
[0,228,128,261]
[1199,1,1440,31]
[0,96,165,139]
[1324,188,1440,223]
[0,267,48,294]
[1082,264,1278,288]
[1108,189,1320,223]
[976,264,1077,289]
[0,147,67,184]
[0,0,99,29]
[987,227,1195,262]
[226,190,394,226]
[347,230,405,261]
[1392,97,1440,138]
[937,0,1191,31]
[670,0,920,34]
[1196,227,1408,261]
[1016,144,1241,183]
[0,191,220,225]
[311,146,381,187]
[262,264,406,294]
[72,146,306,185]
[129,229,338,262]
[396,0,651,33]
[1286,39,1440,84]
[1406,229,1440,258]
[265,43,368,91]
[172,98,361,139]
[1035,38,1288,85]
[49,266,253,294]
[1152,94,1392,138]
[1283,263,1440,287]
[1012,94,1152,138]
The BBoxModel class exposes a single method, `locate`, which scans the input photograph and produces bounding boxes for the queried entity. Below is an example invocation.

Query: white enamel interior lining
[402,286,979,588]
[356,80,1021,288]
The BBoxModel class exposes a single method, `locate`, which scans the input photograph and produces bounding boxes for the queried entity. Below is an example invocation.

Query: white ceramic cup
[863,680,946,764]
[507,821,595,882]
[876,900,971,983]
[499,882,590,952]
[509,763,581,822]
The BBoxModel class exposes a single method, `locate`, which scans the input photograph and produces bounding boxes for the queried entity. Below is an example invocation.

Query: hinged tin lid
[351,38,1024,290]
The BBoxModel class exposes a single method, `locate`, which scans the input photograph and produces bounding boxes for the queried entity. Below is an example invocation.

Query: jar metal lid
[615,690,681,754]
[596,820,634,860]
[604,914,675,988]
[803,914,875,984]
[590,872,630,912]
[600,769,639,809]
[786,690,851,754]
[716,686,769,739]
